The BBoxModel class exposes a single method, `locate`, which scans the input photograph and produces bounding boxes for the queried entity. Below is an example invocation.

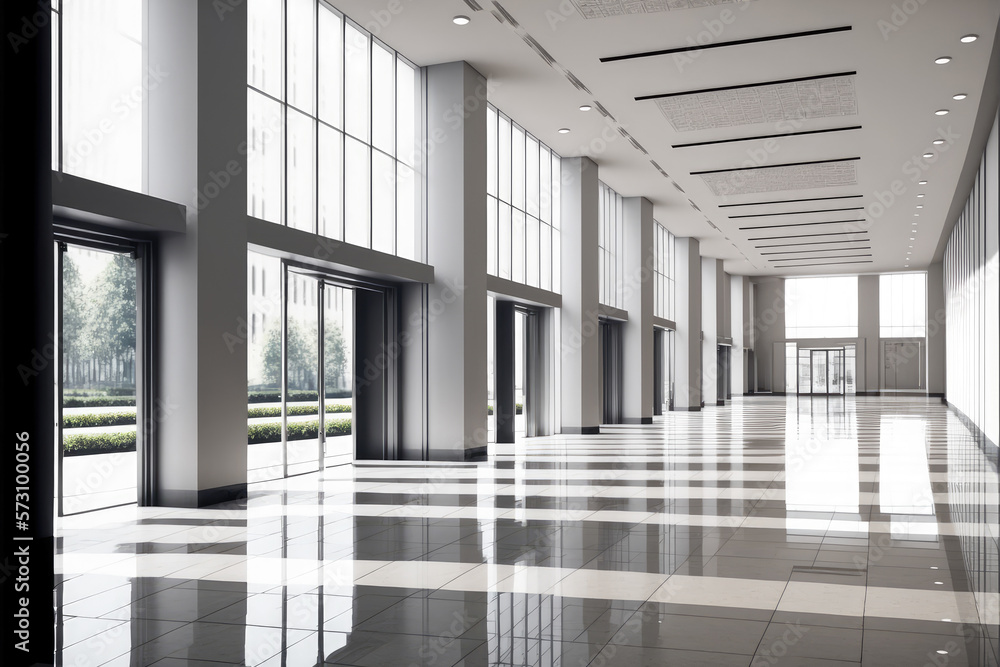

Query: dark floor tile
[861,629,978,667]
[757,622,862,663]
[592,642,751,667]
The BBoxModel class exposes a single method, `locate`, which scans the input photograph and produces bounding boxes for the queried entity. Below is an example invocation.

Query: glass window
[880,273,927,338]
[486,105,561,292]
[248,3,422,261]
[599,183,624,310]
[57,0,144,192]
[785,276,859,338]
[654,222,675,321]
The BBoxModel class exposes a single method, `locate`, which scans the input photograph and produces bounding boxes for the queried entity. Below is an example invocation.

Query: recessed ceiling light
[942,618,952,622]
[919,180,928,184]
[961,34,978,43]
[923,153,934,158]
[579,104,592,112]
[935,109,950,116]
[453,15,471,25]
[934,581,944,585]
[918,194,925,197]
[953,93,968,100]
[937,650,949,655]
[558,128,571,134]
[931,566,939,570]
[910,238,915,241]
[915,213,920,216]
[935,56,952,64]
[917,205,924,209]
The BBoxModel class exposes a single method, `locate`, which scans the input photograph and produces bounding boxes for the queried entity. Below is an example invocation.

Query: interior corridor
[55,397,998,666]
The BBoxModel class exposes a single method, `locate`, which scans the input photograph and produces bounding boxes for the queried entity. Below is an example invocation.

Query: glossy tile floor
[56,397,999,666]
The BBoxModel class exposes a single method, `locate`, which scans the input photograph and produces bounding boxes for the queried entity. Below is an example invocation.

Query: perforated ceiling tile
[656,76,857,132]
[571,0,755,19]
[700,161,858,197]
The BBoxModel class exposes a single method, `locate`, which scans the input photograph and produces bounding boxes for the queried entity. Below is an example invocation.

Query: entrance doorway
[717,344,731,405]
[494,300,544,443]
[653,328,674,414]
[248,254,395,482]
[599,318,623,424]
[797,348,846,396]
[56,239,147,515]
[882,340,924,391]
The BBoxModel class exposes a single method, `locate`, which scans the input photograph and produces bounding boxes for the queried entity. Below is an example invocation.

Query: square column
[559,157,601,433]
[674,237,702,410]
[149,0,248,506]
[425,61,488,460]
[622,196,654,423]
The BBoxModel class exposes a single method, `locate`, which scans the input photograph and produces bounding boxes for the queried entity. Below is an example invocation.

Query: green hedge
[63,432,137,457]
[63,418,352,455]
[486,404,523,416]
[63,411,137,428]
[247,404,351,419]
[248,418,351,444]
[247,390,352,404]
[63,396,136,408]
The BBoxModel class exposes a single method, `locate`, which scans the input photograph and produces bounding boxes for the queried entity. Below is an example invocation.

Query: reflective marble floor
[56,397,999,666]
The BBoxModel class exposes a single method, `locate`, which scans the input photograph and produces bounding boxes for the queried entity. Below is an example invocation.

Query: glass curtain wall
[248,0,422,260]
[785,276,859,338]
[599,183,624,309]
[654,222,675,321]
[53,0,145,192]
[486,105,561,292]
[880,273,927,338]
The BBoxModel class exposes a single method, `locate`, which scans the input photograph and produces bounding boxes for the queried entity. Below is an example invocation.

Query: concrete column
[151,1,248,506]
[926,262,946,396]
[622,197,654,423]
[425,61,488,460]
[560,157,601,433]
[731,275,745,396]
[750,277,785,392]
[702,258,718,406]
[858,274,879,394]
[675,238,702,410]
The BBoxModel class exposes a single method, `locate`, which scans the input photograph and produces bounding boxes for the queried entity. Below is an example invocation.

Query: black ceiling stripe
[692,157,860,175]
[770,253,872,262]
[602,27,852,63]
[635,71,857,102]
[761,247,871,256]
[720,194,864,208]
[673,126,862,149]
[748,230,869,241]
[739,219,867,231]
[772,260,874,268]
[729,207,865,219]
[755,239,870,249]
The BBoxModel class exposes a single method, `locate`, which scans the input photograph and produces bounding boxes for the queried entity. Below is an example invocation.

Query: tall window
[880,273,926,338]
[785,276,858,338]
[599,182,624,309]
[248,0,422,261]
[654,222,675,321]
[486,105,561,292]
[52,0,145,192]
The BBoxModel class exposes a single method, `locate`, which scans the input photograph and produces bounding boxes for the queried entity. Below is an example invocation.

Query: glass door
[285,272,321,476]
[811,350,828,394]
[57,242,140,515]
[323,283,353,468]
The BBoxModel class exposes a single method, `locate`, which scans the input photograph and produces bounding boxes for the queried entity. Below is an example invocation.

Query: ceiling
[332,0,1000,277]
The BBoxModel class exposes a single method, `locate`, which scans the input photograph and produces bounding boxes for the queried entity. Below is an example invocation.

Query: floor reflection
[55,397,999,666]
